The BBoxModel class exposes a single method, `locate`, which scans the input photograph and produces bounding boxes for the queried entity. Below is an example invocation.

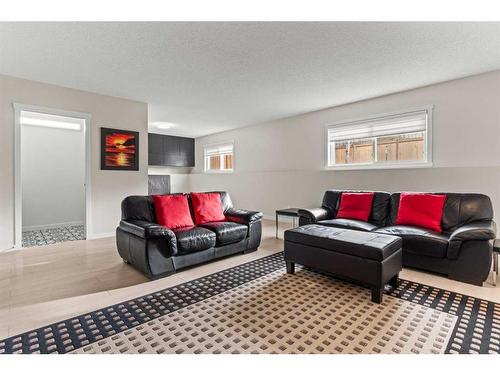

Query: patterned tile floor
[22,225,86,248]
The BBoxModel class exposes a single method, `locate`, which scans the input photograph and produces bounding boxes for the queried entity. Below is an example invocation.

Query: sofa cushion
[190,192,226,225]
[152,194,194,229]
[395,193,447,232]
[440,193,494,233]
[374,225,449,259]
[172,226,216,255]
[206,191,234,213]
[121,195,155,222]
[317,218,378,232]
[321,190,391,226]
[200,221,248,246]
[387,193,493,233]
[336,192,375,222]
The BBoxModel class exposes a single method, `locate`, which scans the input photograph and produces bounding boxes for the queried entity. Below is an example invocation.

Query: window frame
[203,141,235,174]
[325,105,433,171]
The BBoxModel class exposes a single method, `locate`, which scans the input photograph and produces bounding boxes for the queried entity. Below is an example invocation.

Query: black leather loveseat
[116,191,263,279]
[298,190,497,285]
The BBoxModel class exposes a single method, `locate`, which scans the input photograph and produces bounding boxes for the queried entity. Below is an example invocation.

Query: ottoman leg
[371,287,383,304]
[286,261,295,274]
[388,274,399,289]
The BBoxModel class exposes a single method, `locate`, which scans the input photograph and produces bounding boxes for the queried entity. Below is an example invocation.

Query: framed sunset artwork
[100,128,139,171]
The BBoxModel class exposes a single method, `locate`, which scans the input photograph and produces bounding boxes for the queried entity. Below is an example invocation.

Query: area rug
[0,252,499,354]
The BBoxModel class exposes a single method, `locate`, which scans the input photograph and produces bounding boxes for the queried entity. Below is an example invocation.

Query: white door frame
[13,103,92,249]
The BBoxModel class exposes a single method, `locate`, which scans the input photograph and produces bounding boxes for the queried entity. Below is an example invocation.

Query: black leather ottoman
[284,224,403,303]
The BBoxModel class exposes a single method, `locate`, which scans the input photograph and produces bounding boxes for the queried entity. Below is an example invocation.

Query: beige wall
[2,70,498,249]
[191,70,500,218]
[0,75,148,250]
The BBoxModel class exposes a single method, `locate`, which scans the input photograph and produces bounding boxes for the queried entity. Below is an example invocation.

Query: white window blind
[204,143,233,157]
[328,110,427,142]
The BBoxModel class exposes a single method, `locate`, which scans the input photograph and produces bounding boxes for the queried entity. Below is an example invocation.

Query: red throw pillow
[336,192,375,222]
[395,193,447,232]
[152,194,194,229]
[190,192,226,225]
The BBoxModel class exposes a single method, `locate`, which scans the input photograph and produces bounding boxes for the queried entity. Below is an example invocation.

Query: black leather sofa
[298,190,497,285]
[116,191,263,279]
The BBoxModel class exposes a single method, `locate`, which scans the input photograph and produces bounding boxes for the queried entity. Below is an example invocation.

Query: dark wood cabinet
[163,136,179,166]
[148,133,164,166]
[179,137,195,166]
[148,133,195,167]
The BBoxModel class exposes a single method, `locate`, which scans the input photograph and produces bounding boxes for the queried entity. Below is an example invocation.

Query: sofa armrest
[119,220,176,241]
[225,208,263,225]
[297,207,330,223]
[447,220,497,259]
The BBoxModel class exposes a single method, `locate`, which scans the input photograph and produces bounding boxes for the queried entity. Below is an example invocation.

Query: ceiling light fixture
[151,121,176,130]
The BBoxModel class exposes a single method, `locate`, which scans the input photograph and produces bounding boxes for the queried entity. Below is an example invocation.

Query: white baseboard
[0,244,16,252]
[23,221,84,232]
[86,232,115,240]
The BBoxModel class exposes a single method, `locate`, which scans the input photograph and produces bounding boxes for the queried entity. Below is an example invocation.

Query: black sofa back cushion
[388,192,493,233]
[121,195,156,222]
[321,190,391,227]
[121,191,234,223]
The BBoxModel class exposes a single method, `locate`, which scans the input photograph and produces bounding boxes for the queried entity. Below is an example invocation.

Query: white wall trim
[13,103,92,250]
[86,232,115,240]
[22,221,85,232]
[325,161,434,171]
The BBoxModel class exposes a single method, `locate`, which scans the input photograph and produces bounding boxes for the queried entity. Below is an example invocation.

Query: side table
[275,208,301,239]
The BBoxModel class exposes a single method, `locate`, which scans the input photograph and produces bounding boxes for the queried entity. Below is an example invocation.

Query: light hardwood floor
[1,218,499,341]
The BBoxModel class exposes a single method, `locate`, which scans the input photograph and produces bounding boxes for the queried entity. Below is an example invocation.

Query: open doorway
[14,104,91,249]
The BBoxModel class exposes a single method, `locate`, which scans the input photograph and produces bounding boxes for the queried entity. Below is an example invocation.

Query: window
[204,143,234,172]
[327,107,431,169]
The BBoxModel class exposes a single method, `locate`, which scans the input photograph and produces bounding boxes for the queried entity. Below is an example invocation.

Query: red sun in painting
[105,132,137,167]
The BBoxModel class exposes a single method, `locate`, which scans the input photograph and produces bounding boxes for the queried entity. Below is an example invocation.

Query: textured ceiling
[1,22,500,137]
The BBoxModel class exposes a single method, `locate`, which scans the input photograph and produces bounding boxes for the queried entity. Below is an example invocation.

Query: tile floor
[22,225,85,248]
[1,218,499,341]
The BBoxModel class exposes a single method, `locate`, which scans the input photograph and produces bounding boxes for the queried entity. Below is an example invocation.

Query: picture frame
[100,127,139,171]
